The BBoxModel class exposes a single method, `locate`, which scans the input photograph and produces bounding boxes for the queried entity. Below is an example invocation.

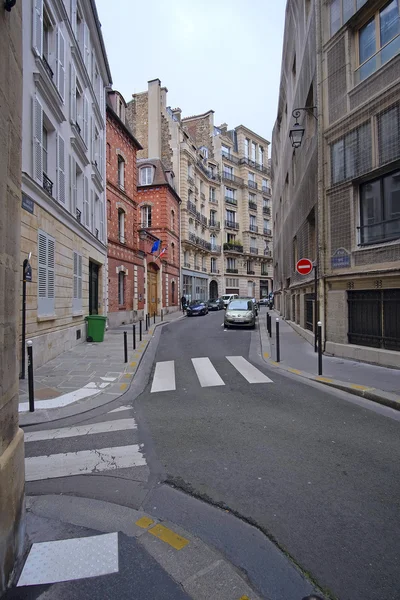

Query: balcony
[197,160,221,181]
[209,219,220,229]
[248,180,258,190]
[202,267,207,272]
[226,268,238,273]
[76,208,81,223]
[225,196,237,206]
[264,228,272,236]
[263,206,271,216]
[222,151,239,165]
[200,214,208,227]
[249,247,258,255]
[188,232,212,251]
[209,195,218,205]
[223,242,243,253]
[210,268,219,274]
[248,201,257,211]
[262,185,272,196]
[184,262,191,268]
[264,249,272,257]
[247,270,255,275]
[188,175,195,186]
[225,220,239,230]
[187,200,197,215]
[240,156,270,176]
[42,55,54,80]
[249,224,258,233]
[222,172,244,186]
[210,245,221,254]
[43,172,53,196]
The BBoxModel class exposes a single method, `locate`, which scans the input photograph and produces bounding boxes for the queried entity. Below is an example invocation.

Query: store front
[182,270,208,303]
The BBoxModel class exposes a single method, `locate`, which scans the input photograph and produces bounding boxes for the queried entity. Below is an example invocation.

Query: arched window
[140,166,154,185]
[118,155,125,189]
[118,271,125,305]
[171,209,175,231]
[118,208,125,243]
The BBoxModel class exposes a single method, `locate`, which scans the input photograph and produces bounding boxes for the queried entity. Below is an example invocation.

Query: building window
[73,251,83,313]
[200,146,208,158]
[226,278,239,288]
[251,142,257,161]
[188,163,194,178]
[209,187,216,202]
[248,171,255,183]
[225,187,236,202]
[223,165,234,177]
[118,208,125,243]
[171,281,176,304]
[210,234,216,249]
[244,138,249,158]
[107,200,111,220]
[222,144,231,158]
[250,215,257,231]
[226,233,236,244]
[226,209,236,225]
[43,125,48,176]
[211,257,217,273]
[250,237,257,252]
[140,166,154,185]
[227,257,236,270]
[118,155,125,189]
[118,271,125,305]
[38,230,55,316]
[171,210,175,231]
[378,103,400,165]
[261,262,268,275]
[141,205,152,228]
[359,170,400,245]
[171,242,175,262]
[107,143,111,162]
[331,122,371,184]
[356,0,400,82]
[330,0,368,37]
[247,260,254,274]
[259,146,264,166]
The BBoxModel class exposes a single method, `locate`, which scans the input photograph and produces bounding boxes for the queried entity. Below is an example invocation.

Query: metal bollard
[317,321,323,376]
[276,318,280,363]
[132,324,136,350]
[266,312,270,335]
[161,309,163,322]
[139,319,142,342]
[301,596,324,600]
[124,331,128,363]
[153,311,156,324]
[145,315,148,331]
[27,340,35,412]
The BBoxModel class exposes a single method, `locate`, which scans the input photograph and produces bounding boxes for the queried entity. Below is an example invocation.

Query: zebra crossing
[24,406,148,483]
[150,356,273,393]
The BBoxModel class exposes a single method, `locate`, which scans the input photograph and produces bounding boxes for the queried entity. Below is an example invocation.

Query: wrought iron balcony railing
[249,224,258,233]
[43,172,53,196]
[264,249,272,257]
[264,228,272,236]
[248,180,258,190]
[222,172,244,186]
[262,185,272,195]
[225,196,237,206]
[209,219,220,229]
[184,262,191,268]
[188,232,212,251]
[249,247,258,254]
[222,151,239,165]
[225,220,240,230]
[223,242,243,253]
[249,201,257,211]
[263,206,271,216]
[187,175,195,186]
[226,268,238,273]
[210,245,221,253]
[187,200,197,214]
[240,156,270,175]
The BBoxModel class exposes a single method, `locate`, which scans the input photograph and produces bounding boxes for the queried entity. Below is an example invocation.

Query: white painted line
[101,377,117,382]
[25,445,146,481]
[84,382,111,389]
[191,357,225,388]
[19,387,100,413]
[109,405,131,413]
[17,533,119,586]
[150,361,176,393]
[24,419,137,443]
[226,356,273,384]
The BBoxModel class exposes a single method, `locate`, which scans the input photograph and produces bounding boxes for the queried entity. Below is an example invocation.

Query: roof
[89,0,112,84]
[137,158,182,204]
[106,94,142,150]
[234,124,270,145]
[181,110,215,121]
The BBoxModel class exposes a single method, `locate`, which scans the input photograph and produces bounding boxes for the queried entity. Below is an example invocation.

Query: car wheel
[224,323,229,329]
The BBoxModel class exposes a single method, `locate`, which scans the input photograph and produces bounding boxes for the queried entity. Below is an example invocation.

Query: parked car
[259,297,269,306]
[224,298,256,329]
[186,300,209,317]
[242,297,259,316]
[207,298,224,311]
[221,293,239,308]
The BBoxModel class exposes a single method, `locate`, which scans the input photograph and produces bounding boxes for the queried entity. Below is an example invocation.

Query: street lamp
[289,107,317,149]
[21,252,32,379]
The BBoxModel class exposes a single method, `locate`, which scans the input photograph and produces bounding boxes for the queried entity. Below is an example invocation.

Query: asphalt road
[137,309,400,600]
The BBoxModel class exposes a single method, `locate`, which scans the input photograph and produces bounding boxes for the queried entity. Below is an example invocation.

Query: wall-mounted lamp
[4,0,17,11]
[289,107,318,149]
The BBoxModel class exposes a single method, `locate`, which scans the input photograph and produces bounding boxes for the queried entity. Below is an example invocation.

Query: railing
[209,219,220,229]
[264,228,272,236]
[210,268,219,273]
[247,270,255,275]
[249,224,258,233]
[209,195,218,204]
[197,160,221,181]
[223,243,243,253]
[248,180,258,190]
[249,247,258,254]
[225,220,240,230]
[202,267,207,272]
[42,55,54,80]
[226,268,238,273]
[95,228,99,239]
[75,121,82,135]
[262,185,271,195]
[263,206,271,216]
[222,151,239,165]
[210,245,221,253]
[194,264,200,270]
[184,262,191,268]
[354,33,400,84]
[240,156,270,175]
[200,214,207,226]
[188,232,212,251]
[249,201,257,211]
[43,172,53,196]
[187,200,197,215]
[188,175,195,186]
[264,249,272,257]
[225,196,237,206]
[357,217,400,246]
[222,172,244,186]
[76,208,81,223]
[141,221,150,228]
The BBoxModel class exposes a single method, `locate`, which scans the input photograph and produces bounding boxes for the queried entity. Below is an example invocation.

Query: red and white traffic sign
[296,258,313,275]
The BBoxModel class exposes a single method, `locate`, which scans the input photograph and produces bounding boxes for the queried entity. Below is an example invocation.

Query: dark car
[186,300,209,316]
[207,298,224,311]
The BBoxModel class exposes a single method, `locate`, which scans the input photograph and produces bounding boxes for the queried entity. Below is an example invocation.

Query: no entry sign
[296,258,313,275]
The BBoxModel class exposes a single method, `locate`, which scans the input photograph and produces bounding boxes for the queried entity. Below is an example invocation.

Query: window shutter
[83,95,89,145]
[33,96,43,184]
[33,0,43,57]
[47,236,55,306]
[100,198,105,242]
[70,0,77,36]
[83,23,89,70]
[73,251,82,312]
[70,62,77,123]
[90,190,94,232]
[73,251,78,300]
[56,27,66,101]
[57,133,66,204]
[78,254,82,300]
[38,231,55,316]
[99,131,104,177]
[90,117,94,161]
[84,175,89,226]
[70,156,77,215]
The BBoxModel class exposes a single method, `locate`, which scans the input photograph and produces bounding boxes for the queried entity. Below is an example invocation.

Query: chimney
[148,79,161,159]
[172,108,182,123]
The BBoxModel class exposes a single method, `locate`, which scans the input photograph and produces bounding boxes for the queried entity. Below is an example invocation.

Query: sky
[96,0,287,144]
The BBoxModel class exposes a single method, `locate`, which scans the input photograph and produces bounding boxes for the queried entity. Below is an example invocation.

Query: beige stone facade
[272,0,400,367]
[0,2,25,593]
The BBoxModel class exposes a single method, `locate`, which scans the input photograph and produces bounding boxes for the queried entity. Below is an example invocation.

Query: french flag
[158,246,167,258]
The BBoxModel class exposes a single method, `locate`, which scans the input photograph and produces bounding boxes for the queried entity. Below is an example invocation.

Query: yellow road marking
[288,368,302,375]
[351,383,370,390]
[239,596,251,600]
[135,516,154,529]
[316,376,333,383]
[270,361,278,366]
[263,352,269,358]
[130,362,137,368]
[124,373,132,379]
[119,383,128,391]
[148,524,189,550]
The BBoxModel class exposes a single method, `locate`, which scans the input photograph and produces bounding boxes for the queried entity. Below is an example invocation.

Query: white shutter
[70,62,77,123]
[73,251,82,312]
[70,0,77,36]
[38,231,55,316]
[90,189,94,232]
[83,23,89,70]
[56,27,66,101]
[100,198,105,242]
[47,237,55,306]
[83,94,89,145]
[73,251,78,300]
[84,176,89,226]
[78,254,82,300]
[99,131,104,178]
[33,0,43,57]
[56,133,66,204]
[70,156,77,215]
[33,97,43,184]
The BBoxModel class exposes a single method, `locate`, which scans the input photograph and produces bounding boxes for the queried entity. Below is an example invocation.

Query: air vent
[76,329,81,340]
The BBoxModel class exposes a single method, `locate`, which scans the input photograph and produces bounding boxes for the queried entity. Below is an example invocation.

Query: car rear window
[229,300,252,310]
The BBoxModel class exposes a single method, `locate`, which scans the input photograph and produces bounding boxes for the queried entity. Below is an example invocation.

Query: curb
[259,320,400,411]
[19,315,186,427]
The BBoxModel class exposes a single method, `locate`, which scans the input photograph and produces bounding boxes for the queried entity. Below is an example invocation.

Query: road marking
[316,376,333,383]
[17,533,119,586]
[151,361,176,393]
[24,419,137,443]
[263,352,269,358]
[18,385,102,413]
[191,357,225,387]
[148,524,189,550]
[288,368,302,375]
[109,405,131,413]
[351,383,370,390]
[226,356,273,384]
[25,445,146,481]
[120,383,128,391]
[136,517,155,529]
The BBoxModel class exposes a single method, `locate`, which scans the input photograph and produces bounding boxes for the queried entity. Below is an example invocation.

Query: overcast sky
[96,0,286,144]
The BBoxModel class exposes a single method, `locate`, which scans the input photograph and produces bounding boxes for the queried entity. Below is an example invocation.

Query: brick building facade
[106,91,144,327]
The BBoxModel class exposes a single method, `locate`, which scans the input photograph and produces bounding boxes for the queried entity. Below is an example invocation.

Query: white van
[221,293,239,308]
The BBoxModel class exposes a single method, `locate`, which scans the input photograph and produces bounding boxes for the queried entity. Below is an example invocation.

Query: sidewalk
[19,310,185,425]
[260,309,400,409]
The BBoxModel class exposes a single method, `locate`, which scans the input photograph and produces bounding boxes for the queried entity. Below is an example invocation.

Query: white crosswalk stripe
[150,356,273,393]
[24,418,137,442]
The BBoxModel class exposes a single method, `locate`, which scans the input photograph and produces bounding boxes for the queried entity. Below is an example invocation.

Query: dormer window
[199,146,208,158]
[140,166,154,185]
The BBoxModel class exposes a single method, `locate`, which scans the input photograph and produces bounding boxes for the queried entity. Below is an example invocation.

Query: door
[89,261,99,315]
[209,280,218,299]
[147,266,158,316]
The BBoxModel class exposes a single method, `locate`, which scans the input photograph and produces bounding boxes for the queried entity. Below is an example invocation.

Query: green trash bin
[85,315,107,342]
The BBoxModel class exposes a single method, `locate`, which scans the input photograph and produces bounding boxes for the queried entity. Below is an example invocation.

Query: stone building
[0,2,25,594]
[20,0,112,369]
[272,0,400,367]
[106,90,144,327]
